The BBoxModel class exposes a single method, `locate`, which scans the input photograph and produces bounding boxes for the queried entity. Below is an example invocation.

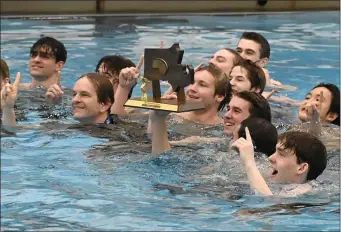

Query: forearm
[2,107,17,129]
[244,161,273,196]
[111,86,130,115]
[151,116,171,154]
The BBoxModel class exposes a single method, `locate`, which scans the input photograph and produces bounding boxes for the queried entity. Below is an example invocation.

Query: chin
[223,127,234,135]
[30,72,48,81]
[298,112,307,122]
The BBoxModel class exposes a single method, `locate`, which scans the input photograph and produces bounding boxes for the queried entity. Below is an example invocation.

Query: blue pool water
[1,12,340,231]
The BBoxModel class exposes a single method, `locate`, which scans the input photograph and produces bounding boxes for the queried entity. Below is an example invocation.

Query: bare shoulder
[279,183,312,197]
[19,83,32,89]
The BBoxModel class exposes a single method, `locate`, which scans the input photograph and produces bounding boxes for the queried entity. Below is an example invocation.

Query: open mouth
[188,94,200,100]
[270,168,278,177]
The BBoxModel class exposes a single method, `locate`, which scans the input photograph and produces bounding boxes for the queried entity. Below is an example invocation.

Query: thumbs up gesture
[231,127,255,166]
[1,72,21,109]
[45,71,64,104]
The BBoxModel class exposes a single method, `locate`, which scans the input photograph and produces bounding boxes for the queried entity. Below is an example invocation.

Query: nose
[72,94,81,103]
[224,108,232,120]
[230,77,235,86]
[208,58,215,65]
[186,83,197,93]
[268,153,275,163]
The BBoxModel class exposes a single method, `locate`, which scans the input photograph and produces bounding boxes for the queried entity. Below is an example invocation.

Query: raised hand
[263,89,277,100]
[306,91,323,123]
[45,71,64,104]
[119,67,139,89]
[1,72,21,109]
[231,127,255,166]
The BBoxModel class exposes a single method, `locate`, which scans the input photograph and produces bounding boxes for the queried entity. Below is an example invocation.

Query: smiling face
[209,49,236,75]
[72,77,109,124]
[29,47,64,81]
[299,87,336,124]
[186,70,222,109]
[229,66,253,93]
[223,95,251,134]
[268,143,307,184]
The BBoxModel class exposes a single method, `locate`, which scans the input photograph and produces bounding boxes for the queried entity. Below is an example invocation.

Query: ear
[55,61,65,72]
[250,86,261,93]
[99,101,112,113]
[297,162,309,176]
[258,57,268,68]
[326,112,338,123]
[3,77,10,85]
[215,94,225,104]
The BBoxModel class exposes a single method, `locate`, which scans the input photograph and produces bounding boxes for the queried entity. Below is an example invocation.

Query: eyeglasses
[30,50,54,59]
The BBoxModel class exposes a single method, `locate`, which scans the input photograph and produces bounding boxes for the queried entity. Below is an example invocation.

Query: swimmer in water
[2,72,118,128]
[20,37,67,93]
[232,129,327,196]
[152,91,271,154]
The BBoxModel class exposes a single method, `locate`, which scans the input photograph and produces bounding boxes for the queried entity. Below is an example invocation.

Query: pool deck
[0,0,339,16]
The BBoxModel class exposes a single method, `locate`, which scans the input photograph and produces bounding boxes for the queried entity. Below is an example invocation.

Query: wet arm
[150,112,171,154]
[244,161,273,196]
[111,85,130,115]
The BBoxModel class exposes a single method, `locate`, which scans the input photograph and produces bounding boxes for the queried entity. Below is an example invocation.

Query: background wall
[1,0,339,15]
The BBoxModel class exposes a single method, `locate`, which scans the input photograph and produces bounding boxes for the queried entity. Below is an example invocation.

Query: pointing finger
[13,72,22,88]
[136,55,144,70]
[245,127,252,143]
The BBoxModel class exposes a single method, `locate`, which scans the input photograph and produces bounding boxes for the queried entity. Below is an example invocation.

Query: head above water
[233,117,278,157]
[0,58,10,90]
[229,59,266,94]
[96,55,137,99]
[29,36,67,81]
[224,91,271,134]
[72,73,114,124]
[237,32,270,68]
[269,131,327,184]
[188,63,231,111]
[299,82,340,126]
[209,48,243,75]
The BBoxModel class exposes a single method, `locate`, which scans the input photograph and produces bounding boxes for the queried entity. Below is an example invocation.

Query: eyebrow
[245,49,256,54]
[229,106,242,111]
[216,56,226,60]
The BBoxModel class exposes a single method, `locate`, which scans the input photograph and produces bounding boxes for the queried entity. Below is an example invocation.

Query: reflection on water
[1,12,340,231]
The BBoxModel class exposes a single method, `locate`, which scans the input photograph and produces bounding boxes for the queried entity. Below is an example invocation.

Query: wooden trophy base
[124,96,205,112]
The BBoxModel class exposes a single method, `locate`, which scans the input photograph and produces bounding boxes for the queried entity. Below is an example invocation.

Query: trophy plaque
[124,43,205,112]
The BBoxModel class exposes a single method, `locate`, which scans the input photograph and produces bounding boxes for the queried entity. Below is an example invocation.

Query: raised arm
[1,72,21,129]
[149,110,171,154]
[232,127,273,196]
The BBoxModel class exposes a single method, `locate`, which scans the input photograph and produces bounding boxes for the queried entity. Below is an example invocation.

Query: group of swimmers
[0,32,339,197]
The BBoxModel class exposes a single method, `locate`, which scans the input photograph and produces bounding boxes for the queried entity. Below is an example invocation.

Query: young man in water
[21,37,67,90]
[232,129,327,196]
[229,59,266,94]
[151,91,271,154]
[2,72,119,127]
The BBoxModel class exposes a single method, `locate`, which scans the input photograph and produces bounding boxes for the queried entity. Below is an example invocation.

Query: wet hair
[233,91,271,122]
[30,37,67,63]
[312,83,340,126]
[232,59,266,93]
[240,32,271,59]
[95,55,136,99]
[0,58,10,80]
[278,131,327,181]
[78,73,114,114]
[238,117,278,157]
[197,63,231,111]
[223,48,244,68]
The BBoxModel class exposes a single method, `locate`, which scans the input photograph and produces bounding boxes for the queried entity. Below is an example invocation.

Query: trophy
[124,43,205,112]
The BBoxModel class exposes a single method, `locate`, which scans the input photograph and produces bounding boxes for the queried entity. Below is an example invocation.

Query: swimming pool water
[1,12,340,231]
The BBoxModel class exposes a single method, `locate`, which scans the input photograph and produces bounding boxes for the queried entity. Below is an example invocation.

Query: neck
[179,106,222,125]
[31,73,59,89]
[78,113,109,125]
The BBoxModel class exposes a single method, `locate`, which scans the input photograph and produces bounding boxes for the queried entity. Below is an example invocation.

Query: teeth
[225,123,233,126]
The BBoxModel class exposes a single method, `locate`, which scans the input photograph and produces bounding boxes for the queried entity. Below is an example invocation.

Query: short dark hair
[312,83,340,126]
[0,58,10,79]
[234,59,266,93]
[278,131,327,181]
[96,55,136,99]
[238,117,278,157]
[78,73,114,114]
[233,91,271,122]
[241,32,270,59]
[30,37,67,63]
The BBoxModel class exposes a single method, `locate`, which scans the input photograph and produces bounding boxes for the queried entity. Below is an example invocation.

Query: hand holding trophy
[124,43,204,112]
